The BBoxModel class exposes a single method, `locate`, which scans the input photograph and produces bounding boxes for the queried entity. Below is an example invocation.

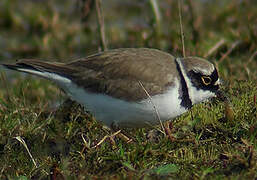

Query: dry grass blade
[92,130,121,148]
[14,136,38,168]
[95,0,107,51]
[218,40,240,63]
[247,50,257,65]
[204,39,226,58]
[81,133,90,149]
[138,81,165,134]
[178,0,186,57]
[150,0,162,36]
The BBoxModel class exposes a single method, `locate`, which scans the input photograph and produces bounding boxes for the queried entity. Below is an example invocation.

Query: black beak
[215,90,227,102]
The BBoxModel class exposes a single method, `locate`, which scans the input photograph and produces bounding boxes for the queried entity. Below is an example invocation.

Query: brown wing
[3,48,178,102]
[67,48,178,101]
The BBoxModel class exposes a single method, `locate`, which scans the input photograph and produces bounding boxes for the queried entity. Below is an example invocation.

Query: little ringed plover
[2,48,222,128]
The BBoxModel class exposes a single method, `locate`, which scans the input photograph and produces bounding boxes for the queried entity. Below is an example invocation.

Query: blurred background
[0,0,256,82]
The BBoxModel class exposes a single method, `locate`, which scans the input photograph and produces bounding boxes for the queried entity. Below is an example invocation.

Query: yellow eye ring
[201,76,212,85]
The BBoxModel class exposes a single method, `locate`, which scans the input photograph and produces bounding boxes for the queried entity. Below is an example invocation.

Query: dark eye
[201,76,212,85]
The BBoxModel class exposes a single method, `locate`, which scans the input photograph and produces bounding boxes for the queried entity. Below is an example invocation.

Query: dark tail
[1,59,76,80]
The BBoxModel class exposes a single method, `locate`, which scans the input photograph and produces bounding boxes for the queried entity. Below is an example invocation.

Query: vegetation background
[0,0,256,179]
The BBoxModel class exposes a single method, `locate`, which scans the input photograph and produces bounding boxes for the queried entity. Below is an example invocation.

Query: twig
[92,130,121,148]
[95,0,107,51]
[150,0,162,37]
[138,81,165,134]
[178,0,186,57]
[218,40,240,63]
[204,39,226,58]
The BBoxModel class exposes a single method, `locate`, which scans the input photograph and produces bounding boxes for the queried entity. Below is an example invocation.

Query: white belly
[62,80,187,128]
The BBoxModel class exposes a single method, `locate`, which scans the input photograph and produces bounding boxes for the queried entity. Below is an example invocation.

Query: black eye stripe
[187,67,219,92]
[210,68,218,82]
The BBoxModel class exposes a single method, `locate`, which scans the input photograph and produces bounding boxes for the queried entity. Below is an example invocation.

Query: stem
[178,0,186,57]
[95,0,107,51]
[150,0,162,36]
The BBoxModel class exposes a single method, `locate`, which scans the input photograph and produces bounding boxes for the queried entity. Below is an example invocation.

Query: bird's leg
[164,121,175,142]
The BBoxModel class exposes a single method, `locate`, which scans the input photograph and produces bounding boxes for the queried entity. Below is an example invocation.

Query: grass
[0,0,256,179]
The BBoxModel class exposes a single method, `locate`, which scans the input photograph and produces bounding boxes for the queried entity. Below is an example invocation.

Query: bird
[2,48,222,128]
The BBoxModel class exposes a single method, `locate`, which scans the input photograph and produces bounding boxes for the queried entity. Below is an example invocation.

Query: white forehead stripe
[192,64,215,76]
